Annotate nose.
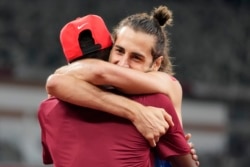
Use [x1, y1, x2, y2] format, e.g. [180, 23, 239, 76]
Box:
[117, 56, 129, 68]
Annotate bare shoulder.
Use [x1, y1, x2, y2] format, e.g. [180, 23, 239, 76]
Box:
[150, 71, 182, 95]
[165, 75, 183, 107]
[169, 75, 183, 95]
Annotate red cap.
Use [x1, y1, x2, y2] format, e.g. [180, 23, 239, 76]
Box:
[60, 15, 112, 62]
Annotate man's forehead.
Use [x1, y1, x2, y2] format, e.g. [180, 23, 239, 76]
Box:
[114, 29, 154, 57]
[114, 42, 150, 57]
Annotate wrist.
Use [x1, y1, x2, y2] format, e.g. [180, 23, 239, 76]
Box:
[125, 101, 144, 123]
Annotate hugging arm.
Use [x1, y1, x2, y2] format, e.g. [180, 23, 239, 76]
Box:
[169, 154, 198, 167]
[54, 59, 183, 123]
[47, 60, 199, 164]
[46, 73, 173, 147]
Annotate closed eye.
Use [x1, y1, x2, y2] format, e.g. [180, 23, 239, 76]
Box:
[131, 53, 144, 62]
[114, 46, 124, 55]
[116, 48, 123, 54]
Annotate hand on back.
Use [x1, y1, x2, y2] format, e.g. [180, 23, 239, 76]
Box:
[185, 133, 200, 166]
[132, 106, 174, 147]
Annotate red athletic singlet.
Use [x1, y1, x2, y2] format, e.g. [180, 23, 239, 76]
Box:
[38, 93, 190, 167]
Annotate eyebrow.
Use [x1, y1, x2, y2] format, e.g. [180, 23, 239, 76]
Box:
[114, 45, 124, 51]
[131, 52, 145, 60]
[115, 45, 146, 59]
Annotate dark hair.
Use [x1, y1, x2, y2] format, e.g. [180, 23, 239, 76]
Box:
[112, 5, 174, 75]
[70, 30, 111, 63]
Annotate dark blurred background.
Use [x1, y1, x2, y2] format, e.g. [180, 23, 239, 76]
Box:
[0, 0, 249, 166]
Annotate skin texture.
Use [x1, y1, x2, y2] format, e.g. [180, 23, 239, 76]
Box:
[46, 26, 199, 166]
[109, 26, 182, 123]
[47, 73, 173, 147]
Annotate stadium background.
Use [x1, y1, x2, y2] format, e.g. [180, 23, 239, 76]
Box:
[0, 0, 249, 166]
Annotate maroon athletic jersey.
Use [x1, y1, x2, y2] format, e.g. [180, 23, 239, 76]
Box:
[38, 93, 190, 167]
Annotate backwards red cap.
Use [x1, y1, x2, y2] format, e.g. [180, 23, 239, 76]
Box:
[60, 15, 113, 62]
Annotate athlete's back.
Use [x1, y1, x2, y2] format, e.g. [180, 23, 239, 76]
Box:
[38, 93, 189, 167]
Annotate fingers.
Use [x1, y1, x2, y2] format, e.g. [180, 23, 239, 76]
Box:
[188, 141, 194, 149]
[196, 161, 200, 166]
[191, 148, 199, 162]
[190, 148, 196, 154]
[192, 154, 198, 161]
[155, 136, 160, 143]
[149, 137, 158, 147]
[135, 107, 172, 148]
[148, 134, 161, 147]
[150, 140, 157, 147]
[185, 133, 192, 141]
[185, 133, 199, 166]
[164, 113, 174, 127]
[192, 154, 200, 166]
[189, 143, 199, 166]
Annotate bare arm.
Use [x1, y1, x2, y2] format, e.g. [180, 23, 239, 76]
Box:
[46, 73, 174, 147]
[55, 59, 183, 124]
[169, 154, 198, 167]
[54, 59, 200, 164]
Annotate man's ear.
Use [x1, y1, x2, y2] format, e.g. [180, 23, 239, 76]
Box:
[151, 56, 163, 71]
